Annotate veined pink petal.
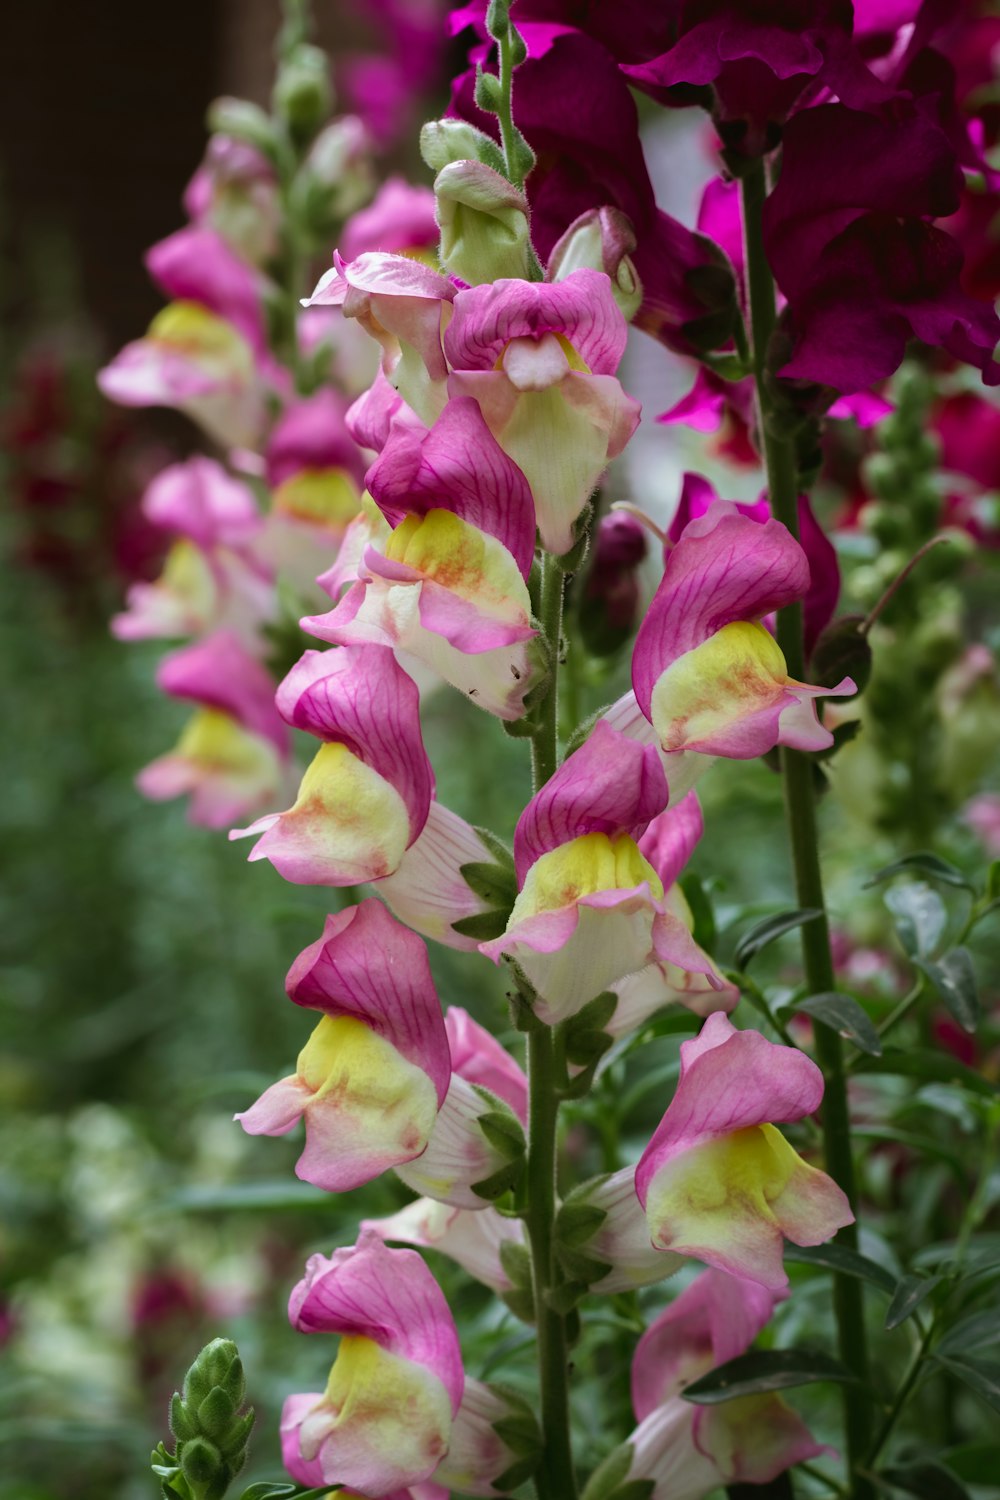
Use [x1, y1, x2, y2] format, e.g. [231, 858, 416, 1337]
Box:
[637, 794, 703, 890]
[366, 397, 537, 576]
[445, 1008, 527, 1123]
[632, 503, 810, 718]
[285, 900, 450, 1101]
[347, 367, 418, 454]
[289, 1231, 463, 1410]
[444, 269, 628, 375]
[514, 721, 669, 883]
[276, 645, 433, 843]
[156, 631, 288, 754]
[632, 1269, 779, 1421]
[140, 456, 261, 549]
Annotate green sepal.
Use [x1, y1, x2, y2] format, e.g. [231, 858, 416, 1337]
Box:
[554, 503, 594, 573]
[218, 1409, 254, 1461]
[170, 1393, 198, 1443]
[498, 1239, 533, 1289]
[494, 1456, 541, 1491]
[179, 1437, 224, 1488]
[491, 1390, 542, 1455]
[459, 859, 518, 908]
[502, 713, 541, 739]
[555, 1200, 607, 1249]
[476, 1107, 527, 1162]
[501, 1285, 536, 1323]
[472, 1159, 525, 1200]
[546, 1279, 592, 1314]
[452, 909, 511, 941]
[580, 1442, 635, 1500]
[555, 1246, 612, 1285]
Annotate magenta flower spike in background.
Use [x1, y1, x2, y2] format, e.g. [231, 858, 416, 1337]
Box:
[625, 1267, 831, 1498]
[237, 900, 450, 1192]
[481, 721, 718, 1022]
[231, 644, 433, 886]
[635, 1014, 854, 1290]
[145, 226, 271, 360]
[632, 501, 854, 768]
[282, 1232, 463, 1495]
[136, 630, 292, 829]
[112, 457, 272, 645]
[443, 269, 641, 555]
[339, 177, 440, 261]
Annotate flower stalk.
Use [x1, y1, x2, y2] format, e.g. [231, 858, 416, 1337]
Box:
[741, 157, 875, 1500]
[525, 549, 578, 1499]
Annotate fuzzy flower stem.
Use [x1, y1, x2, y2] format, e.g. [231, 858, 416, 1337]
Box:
[525, 550, 577, 1500]
[740, 157, 874, 1500]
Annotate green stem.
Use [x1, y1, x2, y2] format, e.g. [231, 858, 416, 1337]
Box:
[741, 159, 874, 1500]
[524, 552, 576, 1500]
[865, 1315, 936, 1469]
[496, 29, 524, 191]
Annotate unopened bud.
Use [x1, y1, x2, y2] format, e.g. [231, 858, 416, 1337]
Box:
[157, 1339, 254, 1500]
[274, 44, 332, 139]
[435, 160, 532, 284]
[420, 118, 507, 177]
[578, 511, 648, 657]
[474, 67, 504, 115]
[548, 208, 642, 322]
[810, 615, 871, 696]
[206, 96, 278, 157]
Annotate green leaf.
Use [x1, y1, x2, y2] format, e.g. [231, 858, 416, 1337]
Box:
[679, 872, 716, 954]
[851, 1048, 997, 1099]
[865, 852, 975, 892]
[793, 991, 882, 1055]
[884, 1273, 943, 1330]
[733, 908, 823, 969]
[933, 1352, 1000, 1413]
[784, 1242, 897, 1295]
[938, 1310, 1000, 1356]
[682, 1348, 858, 1403]
[240, 1487, 333, 1500]
[884, 882, 947, 958]
[916, 947, 980, 1033]
[877, 1460, 971, 1500]
[943, 1441, 1000, 1484]
[167, 1181, 331, 1213]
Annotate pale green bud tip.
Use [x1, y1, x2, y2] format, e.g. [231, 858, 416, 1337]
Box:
[420, 118, 507, 176]
[205, 97, 277, 155]
[434, 160, 532, 285]
[274, 44, 332, 135]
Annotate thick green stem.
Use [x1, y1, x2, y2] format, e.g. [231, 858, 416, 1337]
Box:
[524, 553, 577, 1500]
[741, 160, 874, 1499]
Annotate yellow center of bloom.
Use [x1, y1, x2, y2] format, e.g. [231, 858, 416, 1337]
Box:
[302, 1335, 451, 1476]
[273, 468, 362, 529]
[645, 1122, 805, 1255]
[286, 742, 411, 880]
[176, 708, 277, 778]
[158, 538, 217, 616]
[510, 832, 664, 923]
[297, 1015, 439, 1157]
[650, 619, 788, 752]
[148, 300, 250, 366]
[383, 508, 528, 615]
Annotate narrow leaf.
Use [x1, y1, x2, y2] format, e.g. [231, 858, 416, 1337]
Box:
[938, 1311, 1000, 1357]
[733, 909, 823, 969]
[794, 991, 882, 1055]
[884, 882, 947, 958]
[878, 1460, 971, 1500]
[916, 947, 980, 1033]
[784, 1243, 897, 1295]
[679, 872, 716, 954]
[865, 852, 975, 892]
[682, 1348, 857, 1404]
[934, 1353, 1000, 1414]
[884, 1274, 943, 1331]
[851, 1049, 997, 1099]
[943, 1441, 1000, 1484]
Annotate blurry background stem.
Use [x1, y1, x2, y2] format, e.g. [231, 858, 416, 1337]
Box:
[741, 157, 875, 1500]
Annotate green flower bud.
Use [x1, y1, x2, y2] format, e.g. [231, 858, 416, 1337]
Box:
[810, 615, 872, 697]
[435, 160, 532, 283]
[474, 67, 504, 115]
[420, 118, 507, 176]
[206, 96, 278, 157]
[273, 44, 332, 140]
